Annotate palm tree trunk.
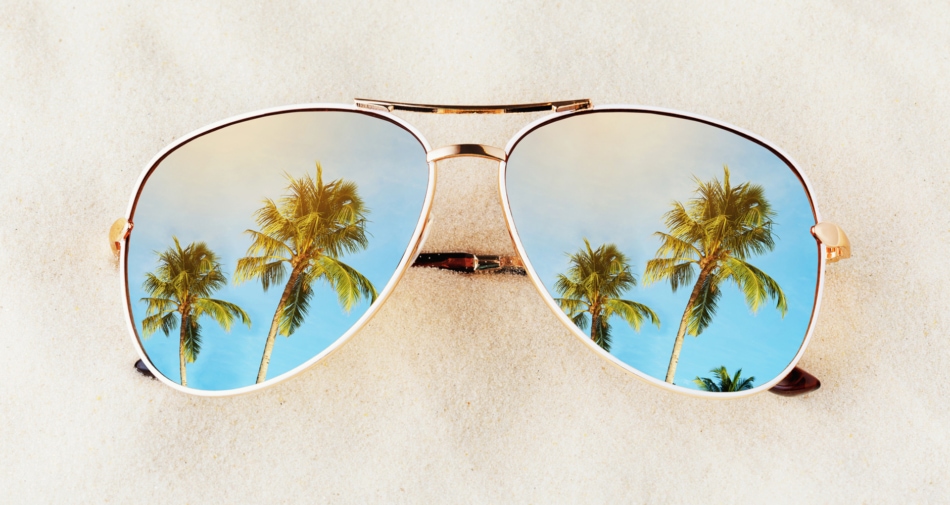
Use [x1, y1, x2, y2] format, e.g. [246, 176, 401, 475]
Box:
[665, 267, 712, 384]
[589, 307, 600, 344]
[256, 266, 304, 384]
[178, 316, 188, 387]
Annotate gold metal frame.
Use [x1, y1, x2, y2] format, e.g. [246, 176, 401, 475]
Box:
[355, 98, 591, 115]
[114, 99, 849, 398]
[426, 144, 506, 163]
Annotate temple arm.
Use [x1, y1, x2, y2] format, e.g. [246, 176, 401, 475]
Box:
[770, 367, 821, 396]
[412, 252, 525, 274]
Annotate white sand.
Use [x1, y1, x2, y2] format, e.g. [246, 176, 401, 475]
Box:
[2, 2, 948, 502]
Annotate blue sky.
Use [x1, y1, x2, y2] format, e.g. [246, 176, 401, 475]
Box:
[127, 111, 429, 390]
[506, 112, 819, 391]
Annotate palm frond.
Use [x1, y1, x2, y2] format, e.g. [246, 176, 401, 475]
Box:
[592, 316, 612, 351]
[726, 224, 776, 259]
[142, 273, 175, 301]
[316, 218, 371, 257]
[241, 164, 376, 331]
[693, 365, 755, 392]
[181, 314, 202, 363]
[141, 311, 178, 338]
[556, 239, 638, 300]
[692, 377, 721, 392]
[140, 297, 178, 317]
[553, 239, 658, 351]
[140, 237, 249, 365]
[663, 201, 707, 250]
[713, 366, 733, 389]
[278, 274, 313, 337]
[555, 297, 588, 317]
[311, 255, 378, 312]
[720, 258, 788, 316]
[570, 311, 590, 331]
[605, 299, 661, 332]
[732, 372, 756, 391]
[193, 298, 252, 332]
[647, 165, 786, 341]
[554, 274, 584, 302]
[240, 229, 293, 259]
[643, 257, 696, 290]
[687, 273, 721, 336]
[234, 256, 288, 290]
[252, 198, 297, 246]
[651, 231, 701, 262]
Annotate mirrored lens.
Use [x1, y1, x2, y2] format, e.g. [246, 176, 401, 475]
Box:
[505, 111, 819, 394]
[126, 110, 429, 391]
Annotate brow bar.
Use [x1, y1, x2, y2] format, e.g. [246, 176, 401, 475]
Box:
[354, 98, 592, 114]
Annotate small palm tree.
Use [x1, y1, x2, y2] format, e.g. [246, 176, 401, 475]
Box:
[140, 237, 251, 387]
[693, 366, 755, 392]
[554, 239, 660, 352]
[644, 166, 787, 384]
[235, 163, 378, 384]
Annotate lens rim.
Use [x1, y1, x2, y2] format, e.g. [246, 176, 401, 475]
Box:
[500, 105, 825, 398]
[119, 104, 436, 396]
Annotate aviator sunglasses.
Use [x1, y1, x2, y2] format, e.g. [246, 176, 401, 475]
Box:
[110, 98, 851, 398]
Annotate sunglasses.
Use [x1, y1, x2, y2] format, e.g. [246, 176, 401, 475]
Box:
[110, 98, 850, 398]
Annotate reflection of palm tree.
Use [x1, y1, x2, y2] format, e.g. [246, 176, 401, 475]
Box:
[554, 239, 659, 352]
[235, 164, 377, 384]
[693, 366, 755, 392]
[140, 238, 251, 387]
[644, 166, 787, 384]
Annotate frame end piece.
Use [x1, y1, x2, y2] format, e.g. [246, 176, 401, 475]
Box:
[769, 367, 821, 396]
[812, 222, 851, 263]
[109, 218, 130, 258]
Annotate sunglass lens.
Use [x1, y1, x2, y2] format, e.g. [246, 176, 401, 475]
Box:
[126, 110, 429, 392]
[506, 111, 819, 394]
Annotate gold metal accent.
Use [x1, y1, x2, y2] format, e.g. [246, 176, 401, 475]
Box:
[426, 144, 507, 163]
[812, 222, 851, 263]
[109, 218, 132, 258]
[355, 98, 592, 115]
[412, 252, 524, 273]
[493, 255, 524, 269]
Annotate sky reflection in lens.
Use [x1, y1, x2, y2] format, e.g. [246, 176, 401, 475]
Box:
[127, 111, 428, 391]
[506, 112, 818, 392]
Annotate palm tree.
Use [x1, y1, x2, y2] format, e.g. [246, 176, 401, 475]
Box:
[554, 239, 660, 352]
[235, 163, 378, 384]
[693, 366, 755, 392]
[644, 166, 787, 384]
[140, 237, 251, 387]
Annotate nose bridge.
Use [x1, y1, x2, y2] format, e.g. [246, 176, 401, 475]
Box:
[355, 98, 592, 165]
[426, 144, 506, 163]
